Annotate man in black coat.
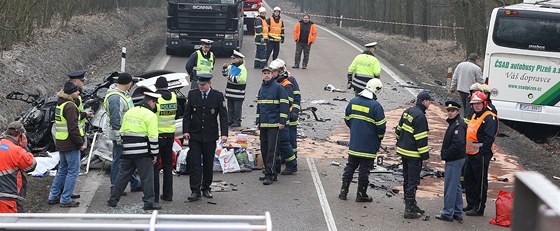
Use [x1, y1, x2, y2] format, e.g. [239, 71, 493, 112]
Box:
[183, 73, 228, 202]
[436, 101, 467, 223]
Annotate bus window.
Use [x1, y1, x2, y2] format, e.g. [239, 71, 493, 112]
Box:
[493, 11, 560, 52]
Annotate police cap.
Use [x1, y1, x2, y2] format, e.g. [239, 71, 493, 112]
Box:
[143, 91, 161, 101]
[67, 70, 86, 80]
[196, 73, 213, 84]
[445, 101, 461, 110]
[231, 50, 245, 59]
[201, 39, 214, 45]
[365, 42, 377, 48]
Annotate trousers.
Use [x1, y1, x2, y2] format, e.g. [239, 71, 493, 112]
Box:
[294, 42, 311, 66]
[227, 99, 244, 126]
[109, 156, 155, 205]
[289, 124, 298, 156]
[274, 128, 297, 173]
[442, 158, 465, 218]
[188, 140, 217, 193]
[154, 136, 174, 200]
[464, 153, 491, 213]
[402, 157, 422, 199]
[259, 128, 279, 176]
[266, 40, 280, 62]
[48, 149, 80, 204]
[254, 44, 267, 68]
[341, 155, 374, 185]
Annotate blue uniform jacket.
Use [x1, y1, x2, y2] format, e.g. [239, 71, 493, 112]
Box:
[344, 94, 386, 158]
[256, 79, 290, 127]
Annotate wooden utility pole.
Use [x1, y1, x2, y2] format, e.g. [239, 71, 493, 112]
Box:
[420, 0, 428, 42]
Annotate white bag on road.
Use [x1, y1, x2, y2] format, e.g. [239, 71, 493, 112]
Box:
[218, 148, 240, 173]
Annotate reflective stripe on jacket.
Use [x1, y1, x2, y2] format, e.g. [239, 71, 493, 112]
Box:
[395, 103, 429, 158]
[466, 110, 497, 155]
[55, 101, 84, 139]
[286, 73, 301, 126]
[267, 16, 284, 42]
[120, 104, 159, 157]
[157, 92, 177, 134]
[195, 50, 214, 75]
[256, 79, 289, 127]
[0, 137, 36, 202]
[344, 95, 386, 158]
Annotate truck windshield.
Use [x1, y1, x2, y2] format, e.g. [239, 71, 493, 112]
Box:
[493, 10, 560, 52]
[176, 0, 236, 3]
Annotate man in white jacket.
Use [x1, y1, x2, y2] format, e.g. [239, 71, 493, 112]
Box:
[450, 53, 484, 115]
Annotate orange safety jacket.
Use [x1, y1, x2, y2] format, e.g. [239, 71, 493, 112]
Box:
[0, 136, 36, 213]
[466, 110, 497, 155]
[267, 17, 284, 42]
[293, 21, 317, 45]
[280, 78, 294, 112]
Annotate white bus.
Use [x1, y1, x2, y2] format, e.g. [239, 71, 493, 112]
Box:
[484, 0, 560, 125]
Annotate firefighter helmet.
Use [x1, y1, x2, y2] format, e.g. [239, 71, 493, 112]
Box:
[258, 7, 267, 13]
[269, 59, 284, 71]
[365, 78, 383, 95]
[274, 6, 281, 12]
[469, 91, 487, 107]
[481, 84, 492, 93]
[469, 83, 482, 91]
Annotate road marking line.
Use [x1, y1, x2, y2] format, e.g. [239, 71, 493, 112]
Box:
[316, 24, 421, 97]
[67, 172, 103, 213]
[148, 47, 171, 70]
[307, 157, 338, 231]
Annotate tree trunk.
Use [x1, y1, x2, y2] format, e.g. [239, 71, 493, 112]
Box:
[406, 0, 414, 37]
[420, 0, 428, 42]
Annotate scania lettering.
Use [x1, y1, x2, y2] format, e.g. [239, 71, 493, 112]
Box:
[484, 0, 560, 125]
[166, 0, 243, 55]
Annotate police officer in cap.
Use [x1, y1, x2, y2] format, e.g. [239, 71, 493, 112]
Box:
[183, 73, 228, 202]
[222, 50, 248, 128]
[67, 70, 94, 136]
[436, 101, 467, 222]
[108, 91, 162, 210]
[153, 77, 178, 202]
[185, 39, 215, 90]
[347, 42, 381, 96]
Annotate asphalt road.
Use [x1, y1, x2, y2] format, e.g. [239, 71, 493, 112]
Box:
[46, 11, 506, 231]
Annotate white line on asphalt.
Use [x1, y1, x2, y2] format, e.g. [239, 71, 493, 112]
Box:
[67, 172, 104, 213]
[315, 24, 421, 97]
[147, 46, 171, 70]
[307, 157, 338, 231]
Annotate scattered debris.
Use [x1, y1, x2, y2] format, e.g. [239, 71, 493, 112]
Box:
[336, 140, 349, 146]
[421, 214, 430, 221]
[497, 133, 509, 138]
[210, 180, 238, 192]
[399, 84, 425, 89]
[240, 129, 257, 136]
[333, 97, 347, 101]
[308, 100, 336, 106]
[249, 104, 254, 107]
[324, 83, 346, 93]
[301, 107, 331, 122]
[434, 80, 445, 86]
[207, 201, 217, 205]
[331, 161, 341, 166]
[421, 82, 436, 87]
[496, 177, 509, 182]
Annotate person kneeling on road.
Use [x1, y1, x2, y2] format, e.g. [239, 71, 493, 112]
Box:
[108, 91, 162, 211]
[339, 79, 386, 202]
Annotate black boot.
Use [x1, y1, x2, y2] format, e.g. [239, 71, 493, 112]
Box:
[412, 199, 425, 214]
[338, 181, 350, 200]
[355, 184, 373, 202]
[404, 198, 421, 219]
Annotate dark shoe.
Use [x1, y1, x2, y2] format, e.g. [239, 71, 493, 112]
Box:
[280, 167, 297, 175]
[48, 199, 59, 205]
[160, 195, 173, 202]
[143, 203, 162, 210]
[453, 215, 463, 223]
[71, 194, 80, 199]
[107, 200, 117, 207]
[292, 65, 299, 69]
[187, 193, 201, 202]
[412, 199, 425, 214]
[404, 199, 421, 219]
[202, 190, 213, 199]
[302, 65, 307, 69]
[263, 176, 274, 185]
[60, 201, 80, 208]
[435, 215, 453, 222]
[465, 209, 484, 216]
[259, 175, 277, 181]
[355, 184, 373, 202]
[131, 187, 142, 192]
[462, 205, 473, 212]
[338, 181, 350, 200]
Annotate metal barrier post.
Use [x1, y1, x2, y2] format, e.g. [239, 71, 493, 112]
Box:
[512, 172, 560, 231]
[339, 15, 343, 28]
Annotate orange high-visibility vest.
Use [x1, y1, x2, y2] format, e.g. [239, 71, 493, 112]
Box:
[280, 79, 294, 112]
[466, 110, 496, 155]
[268, 18, 283, 41]
[293, 22, 318, 44]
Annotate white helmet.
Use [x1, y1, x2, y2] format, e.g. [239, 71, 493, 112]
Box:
[365, 78, 383, 95]
[269, 59, 284, 71]
[258, 7, 267, 13]
[273, 6, 281, 12]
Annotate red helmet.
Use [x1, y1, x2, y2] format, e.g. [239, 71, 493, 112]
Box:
[469, 91, 487, 107]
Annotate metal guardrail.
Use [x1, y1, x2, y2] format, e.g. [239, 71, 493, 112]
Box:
[512, 172, 560, 231]
[0, 211, 272, 231]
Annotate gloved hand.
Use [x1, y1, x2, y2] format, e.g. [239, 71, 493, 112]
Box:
[347, 75, 353, 89]
[281, 38, 285, 43]
[420, 153, 430, 161]
[290, 112, 299, 122]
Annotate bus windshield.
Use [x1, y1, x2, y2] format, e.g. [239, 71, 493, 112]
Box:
[493, 10, 560, 52]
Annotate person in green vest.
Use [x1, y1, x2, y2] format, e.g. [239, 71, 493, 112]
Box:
[108, 91, 162, 210]
[67, 70, 94, 131]
[153, 77, 177, 202]
[347, 42, 382, 96]
[185, 39, 215, 90]
[222, 50, 248, 128]
[48, 81, 84, 208]
[103, 73, 142, 195]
